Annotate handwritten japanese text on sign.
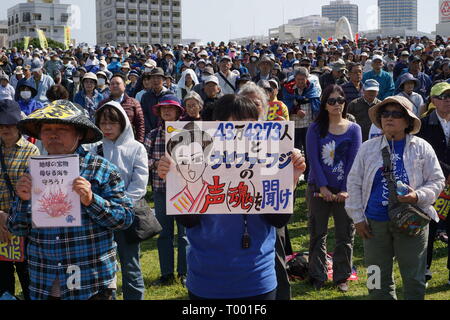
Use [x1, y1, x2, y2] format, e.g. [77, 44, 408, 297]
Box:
[165, 121, 295, 215]
[0, 236, 24, 262]
[30, 155, 81, 228]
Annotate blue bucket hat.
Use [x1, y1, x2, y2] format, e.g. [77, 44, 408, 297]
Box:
[0, 100, 22, 125]
[397, 73, 420, 91]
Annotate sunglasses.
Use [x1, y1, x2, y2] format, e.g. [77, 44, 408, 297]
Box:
[380, 111, 405, 119]
[434, 94, 450, 100]
[327, 97, 346, 105]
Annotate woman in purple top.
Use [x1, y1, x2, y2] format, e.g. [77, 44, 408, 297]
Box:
[306, 85, 362, 292]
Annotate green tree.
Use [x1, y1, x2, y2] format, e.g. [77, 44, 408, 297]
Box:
[14, 38, 65, 50]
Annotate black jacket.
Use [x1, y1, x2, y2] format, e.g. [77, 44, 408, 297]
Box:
[417, 110, 450, 178]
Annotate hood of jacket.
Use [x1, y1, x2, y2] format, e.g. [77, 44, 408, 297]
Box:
[96, 100, 134, 147]
[92, 100, 148, 201]
[177, 68, 199, 89]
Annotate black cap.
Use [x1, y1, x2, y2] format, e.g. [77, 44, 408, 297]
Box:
[0, 100, 22, 125]
[237, 73, 252, 83]
[409, 55, 422, 63]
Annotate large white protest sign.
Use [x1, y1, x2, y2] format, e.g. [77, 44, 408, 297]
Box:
[165, 121, 295, 215]
[29, 155, 81, 228]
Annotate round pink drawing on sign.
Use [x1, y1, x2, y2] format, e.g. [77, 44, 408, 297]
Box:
[38, 189, 73, 218]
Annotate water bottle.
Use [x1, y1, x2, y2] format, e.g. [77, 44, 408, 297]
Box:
[396, 181, 409, 196]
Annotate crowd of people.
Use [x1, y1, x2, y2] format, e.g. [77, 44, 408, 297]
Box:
[0, 33, 449, 300]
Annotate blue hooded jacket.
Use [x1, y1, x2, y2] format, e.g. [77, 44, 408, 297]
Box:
[282, 79, 321, 117]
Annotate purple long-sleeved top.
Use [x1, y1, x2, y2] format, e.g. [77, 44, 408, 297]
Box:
[306, 121, 362, 192]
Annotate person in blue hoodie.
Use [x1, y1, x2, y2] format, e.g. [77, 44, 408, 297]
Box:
[16, 83, 44, 115]
[91, 101, 149, 300]
[108, 54, 122, 75]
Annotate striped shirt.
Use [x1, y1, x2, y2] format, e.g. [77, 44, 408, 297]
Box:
[0, 137, 40, 213]
[144, 126, 166, 193]
[7, 147, 134, 300]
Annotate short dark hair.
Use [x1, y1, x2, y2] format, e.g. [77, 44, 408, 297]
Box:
[212, 94, 259, 121]
[95, 105, 126, 133]
[348, 62, 362, 73]
[111, 73, 126, 84]
[46, 85, 69, 102]
[166, 122, 213, 162]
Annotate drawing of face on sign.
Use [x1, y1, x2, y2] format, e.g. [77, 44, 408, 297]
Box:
[167, 122, 214, 214]
[167, 122, 213, 183]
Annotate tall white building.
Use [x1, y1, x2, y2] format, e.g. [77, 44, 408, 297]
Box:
[378, 0, 417, 31]
[0, 21, 8, 49]
[96, 0, 182, 47]
[7, 0, 72, 47]
[322, 0, 358, 32]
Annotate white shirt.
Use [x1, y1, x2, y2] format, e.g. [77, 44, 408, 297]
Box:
[345, 135, 445, 224]
[436, 111, 450, 144]
[215, 71, 239, 95]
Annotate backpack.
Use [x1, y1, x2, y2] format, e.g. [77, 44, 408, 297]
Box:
[286, 252, 309, 280]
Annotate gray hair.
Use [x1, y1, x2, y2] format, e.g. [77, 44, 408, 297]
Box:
[237, 82, 269, 120]
[294, 67, 309, 79]
[183, 91, 204, 109]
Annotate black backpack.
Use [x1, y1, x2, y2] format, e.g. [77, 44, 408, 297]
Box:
[286, 252, 309, 280]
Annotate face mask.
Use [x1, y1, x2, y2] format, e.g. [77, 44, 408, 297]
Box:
[145, 67, 153, 73]
[428, 61, 434, 67]
[251, 57, 258, 63]
[98, 79, 106, 86]
[64, 63, 71, 67]
[112, 58, 118, 63]
[73, 77, 80, 83]
[21, 91, 32, 100]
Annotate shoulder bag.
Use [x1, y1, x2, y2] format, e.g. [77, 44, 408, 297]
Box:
[96, 144, 162, 243]
[381, 147, 430, 237]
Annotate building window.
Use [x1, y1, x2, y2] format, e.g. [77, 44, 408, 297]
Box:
[32, 14, 42, 21]
[61, 13, 69, 23]
[23, 12, 31, 23]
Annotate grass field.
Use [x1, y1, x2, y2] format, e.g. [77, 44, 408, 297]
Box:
[14, 185, 450, 300]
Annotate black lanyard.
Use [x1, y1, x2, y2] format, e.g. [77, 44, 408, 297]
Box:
[242, 215, 251, 249]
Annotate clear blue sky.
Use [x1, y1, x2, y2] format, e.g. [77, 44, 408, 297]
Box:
[0, 0, 440, 45]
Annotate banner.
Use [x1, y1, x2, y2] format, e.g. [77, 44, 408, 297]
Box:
[36, 29, 48, 49]
[440, 0, 450, 23]
[0, 236, 25, 262]
[24, 36, 30, 51]
[29, 154, 82, 228]
[434, 185, 450, 220]
[64, 26, 71, 51]
[165, 121, 295, 215]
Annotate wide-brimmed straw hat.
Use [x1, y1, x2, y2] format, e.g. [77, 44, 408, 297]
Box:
[368, 96, 421, 135]
[18, 100, 103, 144]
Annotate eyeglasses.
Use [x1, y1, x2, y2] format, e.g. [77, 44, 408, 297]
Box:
[326, 97, 346, 105]
[380, 111, 405, 119]
[434, 94, 450, 100]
